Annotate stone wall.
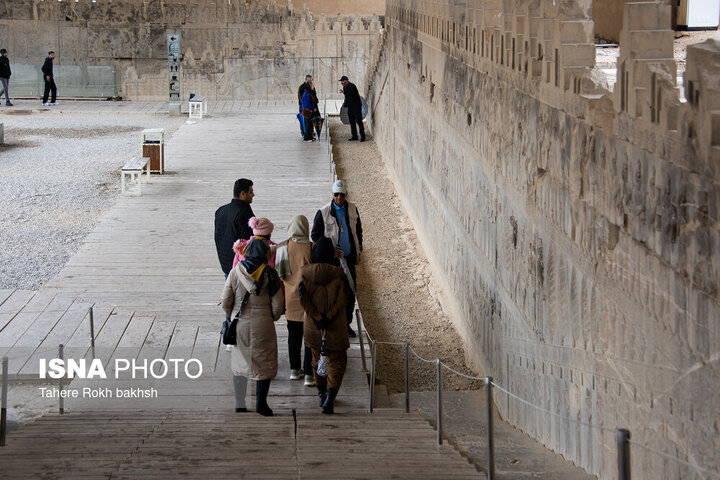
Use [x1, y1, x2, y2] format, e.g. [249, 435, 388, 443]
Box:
[593, 0, 677, 42]
[0, 0, 382, 101]
[366, 0, 719, 478]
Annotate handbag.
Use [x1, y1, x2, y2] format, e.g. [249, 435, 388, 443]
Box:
[221, 291, 251, 345]
[302, 107, 313, 119]
[316, 335, 329, 377]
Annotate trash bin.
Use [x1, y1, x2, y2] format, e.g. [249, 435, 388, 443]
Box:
[142, 128, 165, 174]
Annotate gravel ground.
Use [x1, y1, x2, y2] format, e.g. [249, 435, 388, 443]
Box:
[0, 109, 185, 290]
[329, 119, 483, 394]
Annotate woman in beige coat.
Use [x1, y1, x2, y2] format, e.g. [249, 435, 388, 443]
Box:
[222, 237, 284, 416]
[276, 215, 314, 384]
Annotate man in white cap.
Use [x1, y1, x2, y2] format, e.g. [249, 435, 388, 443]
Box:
[311, 179, 363, 337]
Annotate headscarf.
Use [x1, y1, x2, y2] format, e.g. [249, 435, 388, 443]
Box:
[287, 215, 310, 243]
[311, 237, 336, 265]
[240, 238, 281, 296]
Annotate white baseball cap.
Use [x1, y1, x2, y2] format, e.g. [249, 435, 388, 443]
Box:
[332, 179, 347, 195]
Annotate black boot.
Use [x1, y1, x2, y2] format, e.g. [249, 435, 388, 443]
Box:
[321, 388, 338, 414]
[256, 379, 273, 417]
[317, 385, 327, 407]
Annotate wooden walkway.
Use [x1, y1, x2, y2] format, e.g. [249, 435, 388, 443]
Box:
[0, 104, 332, 379]
[0, 410, 479, 479]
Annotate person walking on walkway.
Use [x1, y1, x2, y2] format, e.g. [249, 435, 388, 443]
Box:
[311, 179, 362, 337]
[214, 178, 255, 277]
[222, 238, 284, 416]
[339, 75, 365, 142]
[0, 49, 13, 106]
[276, 215, 314, 385]
[299, 238, 349, 414]
[41, 51, 58, 106]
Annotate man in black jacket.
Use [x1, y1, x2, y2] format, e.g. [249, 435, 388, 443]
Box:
[0, 49, 12, 106]
[41, 51, 57, 106]
[339, 75, 365, 142]
[214, 178, 255, 276]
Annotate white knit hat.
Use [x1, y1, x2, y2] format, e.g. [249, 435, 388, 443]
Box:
[332, 179, 347, 195]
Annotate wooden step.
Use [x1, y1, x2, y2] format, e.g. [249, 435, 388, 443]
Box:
[0, 409, 479, 479]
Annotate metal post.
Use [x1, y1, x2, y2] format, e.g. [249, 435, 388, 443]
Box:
[58, 344, 64, 415]
[88, 306, 96, 359]
[369, 340, 377, 413]
[617, 428, 631, 480]
[436, 359, 443, 445]
[355, 309, 367, 371]
[404, 343, 410, 413]
[486, 377, 495, 480]
[1, 357, 8, 446]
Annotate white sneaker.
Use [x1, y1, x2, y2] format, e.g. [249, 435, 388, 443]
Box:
[289, 369, 303, 380]
[50, 102, 59, 106]
[304, 375, 315, 386]
[225, 344, 233, 351]
[42, 102, 50, 106]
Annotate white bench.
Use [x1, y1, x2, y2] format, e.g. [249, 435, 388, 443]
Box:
[188, 95, 207, 119]
[121, 157, 151, 196]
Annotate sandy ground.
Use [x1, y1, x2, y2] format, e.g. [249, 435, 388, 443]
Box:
[329, 119, 483, 394]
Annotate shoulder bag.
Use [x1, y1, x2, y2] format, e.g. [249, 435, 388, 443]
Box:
[221, 291, 251, 345]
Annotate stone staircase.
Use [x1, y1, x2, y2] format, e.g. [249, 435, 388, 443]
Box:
[0, 408, 480, 479]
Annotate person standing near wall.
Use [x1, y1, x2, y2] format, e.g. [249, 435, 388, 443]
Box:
[41, 51, 57, 106]
[339, 75, 365, 142]
[311, 179, 363, 337]
[297, 74, 316, 115]
[301, 83, 319, 142]
[0, 49, 13, 107]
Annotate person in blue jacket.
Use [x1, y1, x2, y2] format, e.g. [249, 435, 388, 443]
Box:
[301, 81, 318, 142]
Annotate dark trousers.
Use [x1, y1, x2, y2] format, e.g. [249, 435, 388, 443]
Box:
[303, 117, 313, 140]
[287, 320, 312, 374]
[43, 78, 57, 103]
[0, 77, 9, 104]
[348, 107, 365, 139]
[311, 348, 347, 390]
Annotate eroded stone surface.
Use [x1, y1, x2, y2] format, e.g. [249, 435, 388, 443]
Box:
[367, 1, 719, 478]
[0, 1, 383, 101]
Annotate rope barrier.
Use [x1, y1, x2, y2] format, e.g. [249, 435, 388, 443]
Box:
[440, 362, 486, 382]
[490, 381, 616, 433]
[358, 312, 720, 479]
[627, 439, 720, 478]
[407, 345, 436, 364]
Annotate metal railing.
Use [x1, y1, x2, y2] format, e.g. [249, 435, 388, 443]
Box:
[352, 307, 720, 480]
[0, 306, 99, 443]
